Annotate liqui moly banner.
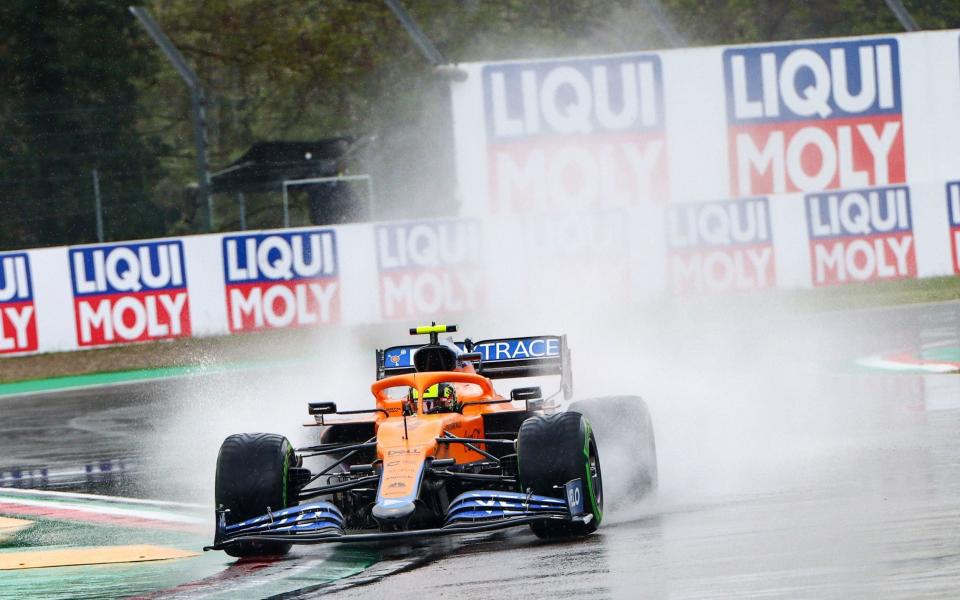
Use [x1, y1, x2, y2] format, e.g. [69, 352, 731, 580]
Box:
[483, 54, 667, 213]
[376, 220, 483, 320]
[666, 198, 775, 292]
[222, 230, 340, 332]
[69, 241, 190, 346]
[947, 181, 960, 274]
[806, 185, 915, 286]
[6, 30, 960, 358]
[724, 39, 904, 197]
[0, 253, 37, 354]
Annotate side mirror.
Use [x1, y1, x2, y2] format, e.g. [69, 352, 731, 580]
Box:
[308, 402, 338, 416]
[510, 386, 542, 401]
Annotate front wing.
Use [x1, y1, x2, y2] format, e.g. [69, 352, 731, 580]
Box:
[204, 480, 588, 551]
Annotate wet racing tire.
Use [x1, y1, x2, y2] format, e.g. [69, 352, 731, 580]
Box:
[517, 411, 603, 539]
[214, 433, 297, 558]
[569, 396, 657, 505]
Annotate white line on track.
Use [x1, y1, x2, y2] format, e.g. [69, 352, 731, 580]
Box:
[0, 358, 314, 401]
[0, 495, 206, 524]
[855, 355, 960, 374]
[0, 374, 199, 401]
[0, 485, 206, 509]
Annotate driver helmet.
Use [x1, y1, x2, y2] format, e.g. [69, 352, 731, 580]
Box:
[407, 383, 459, 414]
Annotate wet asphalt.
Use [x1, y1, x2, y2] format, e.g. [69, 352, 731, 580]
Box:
[1, 301, 959, 599]
[310, 302, 960, 600]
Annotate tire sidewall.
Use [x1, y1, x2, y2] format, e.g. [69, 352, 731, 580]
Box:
[581, 418, 603, 525]
[518, 411, 602, 536]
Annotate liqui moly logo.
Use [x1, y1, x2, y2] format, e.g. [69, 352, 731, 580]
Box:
[0, 253, 37, 353]
[724, 39, 904, 196]
[518, 209, 629, 263]
[376, 220, 482, 320]
[946, 182, 960, 274]
[806, 185, 915, 286]
[223, 230, 339, 332]
[70, 241, 190, 346]
[667, 198, 775, 292]
[483, 54, 668, 213]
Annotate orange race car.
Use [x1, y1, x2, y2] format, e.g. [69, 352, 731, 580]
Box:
[206, 324, 657, 557]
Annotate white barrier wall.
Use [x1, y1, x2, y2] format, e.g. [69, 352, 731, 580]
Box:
[3, 30, 960, 357]
[450, 29, 960, 293]
[0, 220, 496, 355]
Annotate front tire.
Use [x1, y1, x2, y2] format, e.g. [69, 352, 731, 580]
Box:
[517, 411, 602, 538]
[214, 433, 297, 558]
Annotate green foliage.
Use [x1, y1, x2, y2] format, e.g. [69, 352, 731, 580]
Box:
[2, 0, 960, 246]
[0, 0, 166, 249]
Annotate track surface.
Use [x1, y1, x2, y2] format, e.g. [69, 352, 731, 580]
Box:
[1, 301, 959, 598]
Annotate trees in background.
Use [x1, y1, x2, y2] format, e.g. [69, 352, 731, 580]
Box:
[0, 0, 957, 248]
[0, 0, 166, 249]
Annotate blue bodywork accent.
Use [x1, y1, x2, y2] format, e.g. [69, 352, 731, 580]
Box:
[211, 482, 588, 549]
[443, 484, 581, 527]
[564, 478, 586, 515]
[222, 501, 345, 537]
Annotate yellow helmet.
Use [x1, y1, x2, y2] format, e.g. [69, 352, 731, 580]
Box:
[407, 383, 458, 414]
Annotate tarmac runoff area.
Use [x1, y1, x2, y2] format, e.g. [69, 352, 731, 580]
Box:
[0, 300, 957, 598]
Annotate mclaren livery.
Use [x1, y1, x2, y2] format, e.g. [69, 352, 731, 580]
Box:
[206, 324, 657, 556]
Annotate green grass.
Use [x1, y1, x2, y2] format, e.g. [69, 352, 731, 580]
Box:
[764, 275, 960, 312]
[656, 275, 960, 319]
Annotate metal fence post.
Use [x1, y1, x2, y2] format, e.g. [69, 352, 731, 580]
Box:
[366, 176, 375, 220]
[383, 0, 446, 65]
[638, 0, 686, 47]
[237, 192, 246, 230]
[129, 6, 213, 231]
[91, 169, 104, 243]
[883, 0, 920, 31]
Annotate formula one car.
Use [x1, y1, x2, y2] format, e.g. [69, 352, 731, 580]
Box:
[206, 324, 656, 557]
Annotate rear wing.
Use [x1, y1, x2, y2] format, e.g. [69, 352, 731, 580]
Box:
[376, 335, 573, 400]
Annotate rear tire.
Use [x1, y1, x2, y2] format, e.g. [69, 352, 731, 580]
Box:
[517, 411, 602, 538]
[214, 433, 297, 558]
[569, 396, 657, 505]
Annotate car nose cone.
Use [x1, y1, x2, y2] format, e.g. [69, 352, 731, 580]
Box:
[372, 498, 417, 522]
